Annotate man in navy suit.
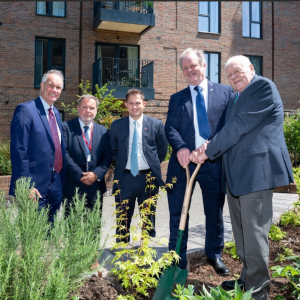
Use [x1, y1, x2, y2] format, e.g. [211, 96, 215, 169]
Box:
[110, 89, 168, 243]
[62, 94, 113, 215]
[165, 48, 233, 274]
[190, 55, 294, 300]
[10, 69, 66, 223]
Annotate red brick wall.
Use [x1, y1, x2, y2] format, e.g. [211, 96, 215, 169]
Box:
[0, 1, 299, 140]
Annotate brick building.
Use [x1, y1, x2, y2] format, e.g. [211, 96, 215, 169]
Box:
[0, 1, 299, 139]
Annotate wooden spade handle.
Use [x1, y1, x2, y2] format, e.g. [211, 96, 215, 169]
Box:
[179, 164, 201, 230]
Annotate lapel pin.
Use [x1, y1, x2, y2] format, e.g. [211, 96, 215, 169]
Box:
[210, 89, 213, 92]
[144, 127, 148, 131]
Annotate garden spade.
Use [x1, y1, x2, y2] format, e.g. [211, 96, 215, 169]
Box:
[152, 163, 201, 300]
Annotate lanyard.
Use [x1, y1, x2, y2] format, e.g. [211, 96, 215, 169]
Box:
[82, 123, 93, 153]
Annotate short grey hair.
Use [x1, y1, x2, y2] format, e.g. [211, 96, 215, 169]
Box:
[179, 48, 206, 69]
[41, 69, 64, 88]
[77, 94, 99, 107]
[224, 55, 253, 70]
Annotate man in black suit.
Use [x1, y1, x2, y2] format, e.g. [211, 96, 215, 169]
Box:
[165, 48, 233, 274]
[62, 94, 113, 215]
[109, 89, 168, 243]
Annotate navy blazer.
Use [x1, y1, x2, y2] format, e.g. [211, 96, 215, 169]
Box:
[62, 118, 113, 198]
[206, 75, 294, 196]
[165, 81, 233, 182]
[109, 114, 168, 189]
[9, 97, 66, 196]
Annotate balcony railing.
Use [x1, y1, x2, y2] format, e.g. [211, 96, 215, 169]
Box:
[93, 57, 154, 99]
[94, 2, 154, 16]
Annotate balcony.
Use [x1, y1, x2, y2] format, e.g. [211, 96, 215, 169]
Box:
[93, 57, 154, 100]
[93, 1, 155, 34]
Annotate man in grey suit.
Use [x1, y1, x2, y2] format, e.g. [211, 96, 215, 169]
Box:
[190, 55, 294, 300]
[110, 88, 168, 243]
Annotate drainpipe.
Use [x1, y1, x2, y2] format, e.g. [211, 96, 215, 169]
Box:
[78, 1, 83, 96]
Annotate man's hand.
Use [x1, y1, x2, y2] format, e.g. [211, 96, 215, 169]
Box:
[177, 148, 190, 169]
[80, 172, 98, 185]
[29, 188, 41, 201]
[190, 150, 208, 165]
[198, 141, 209, 153]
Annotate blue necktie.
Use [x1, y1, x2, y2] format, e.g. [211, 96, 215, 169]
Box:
[194, 86, 211, 140]
[83, 126, 91, 171]
[131, 121, 139, 177]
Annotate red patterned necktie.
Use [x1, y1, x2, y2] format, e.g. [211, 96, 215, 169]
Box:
[48, 108, 63, 173]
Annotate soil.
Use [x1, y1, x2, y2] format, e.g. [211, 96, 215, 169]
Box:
[76, 224, 300, 300]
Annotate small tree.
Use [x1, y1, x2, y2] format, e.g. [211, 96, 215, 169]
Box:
[62, 80, 127, 129]
[283, 109, 300, 167]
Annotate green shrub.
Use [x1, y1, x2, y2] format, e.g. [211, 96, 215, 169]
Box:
[224, 241, 239, 260]
[280, 210, 300, 226]
[268, 224, 286, 241]
[110, 174, 178, 299]
[283, 109, 300, 167]
[0, 138, 11, 175]
[0, 177, 105, 300]
[292, 168, 300, 196]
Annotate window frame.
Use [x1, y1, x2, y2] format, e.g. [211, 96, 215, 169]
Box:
[204, 51, 220, 83]
[198, 1, 221, 34]
[36, 2, 66, 18]
[34, 37, 66, 89]
[242, 1, 262, 39]
[245, 55, 263, 76]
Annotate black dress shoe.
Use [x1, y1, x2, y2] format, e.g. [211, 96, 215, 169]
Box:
[221, 279, 245, 291]
[207, 258, 230, 276]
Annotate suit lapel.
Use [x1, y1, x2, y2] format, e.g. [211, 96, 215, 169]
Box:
[184, 87, 194, 124]
[123, 117, 130, 159]
[91, 121, 99, 160]
[142, 115, 149, 152]
[75, 119, 87, 157]
[206, 81, 215, 126]
[35, 97, 54, 147]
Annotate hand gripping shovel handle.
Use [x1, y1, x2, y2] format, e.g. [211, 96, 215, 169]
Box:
[175, 163, 201, 255]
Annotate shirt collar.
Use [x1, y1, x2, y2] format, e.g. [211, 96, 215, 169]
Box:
[189, 78, 208, 93]
[39, 95, 53, 112]
[129, 114, 143, 126]
[78, 118, 93, 130]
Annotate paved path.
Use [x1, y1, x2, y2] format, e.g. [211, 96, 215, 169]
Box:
[98, 185, 299, 276]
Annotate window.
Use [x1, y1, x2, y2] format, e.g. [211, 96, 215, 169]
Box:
[198, 2, 220, 34]
[204, 52, 220, 83]
[96, 43, 139, 86]
[36, 2, 66, 17]
[245, 55, 262, 75]
[34, 38, 65, 88]
[242, 2, 262, 38]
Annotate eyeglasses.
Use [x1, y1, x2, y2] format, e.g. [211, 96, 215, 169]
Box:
[226, 69, 244, 79]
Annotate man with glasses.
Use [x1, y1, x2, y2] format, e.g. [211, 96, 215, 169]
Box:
[190, 55, 294, 300]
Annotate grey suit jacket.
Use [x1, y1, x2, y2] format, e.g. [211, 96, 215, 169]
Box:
[109, 114, 168, 190]
[206, 75, 294, 196]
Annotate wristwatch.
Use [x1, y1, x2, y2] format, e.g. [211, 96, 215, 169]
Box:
[93, 172, 100, 182]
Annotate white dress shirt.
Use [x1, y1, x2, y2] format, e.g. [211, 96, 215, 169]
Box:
[189, 78, 209, 149]
[125, 115, 150, 171]
[78, 118, 92, 140]
[40, 96, 61, 144]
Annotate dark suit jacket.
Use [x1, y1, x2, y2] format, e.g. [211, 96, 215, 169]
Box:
[109, 114, 168, 190]
[9, 97, 66, 196]
[206, 75, 294, 196]
[165, 81, 233, 182]
[62, 118, 113, 199]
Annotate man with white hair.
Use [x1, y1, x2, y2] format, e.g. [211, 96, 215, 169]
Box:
[190, 55, 294, 299]
[10, 69, 66, 223]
